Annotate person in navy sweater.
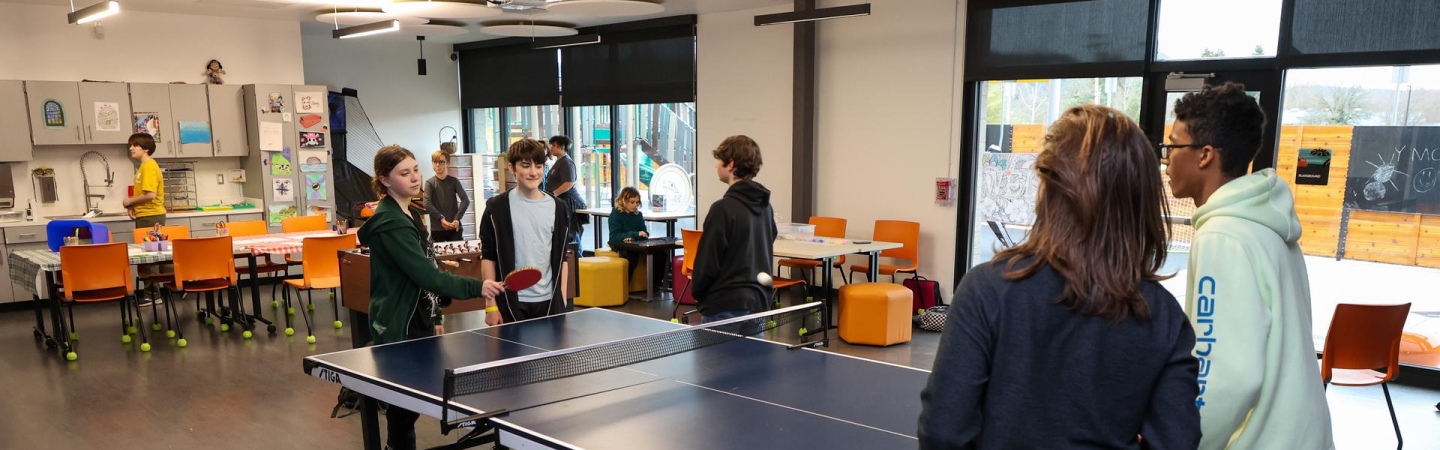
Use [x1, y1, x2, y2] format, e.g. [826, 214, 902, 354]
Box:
[919, 105, 1201, 449]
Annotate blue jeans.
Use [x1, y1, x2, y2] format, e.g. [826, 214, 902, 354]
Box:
[702, 309, 763, 336]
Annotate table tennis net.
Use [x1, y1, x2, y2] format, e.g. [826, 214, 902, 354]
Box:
[445, 302, 822, 399]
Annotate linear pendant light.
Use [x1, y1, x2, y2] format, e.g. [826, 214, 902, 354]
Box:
[68, 1, 120, 25]
[333, 19, 400, 39]
[531, 34, 601, 50]
[754, 3, 870, 26]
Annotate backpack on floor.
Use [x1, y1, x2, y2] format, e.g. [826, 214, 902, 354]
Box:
[916, 305, 948, 332]
[902, 275, 944, 313]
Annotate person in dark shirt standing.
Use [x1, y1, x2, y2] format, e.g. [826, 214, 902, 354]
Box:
[545, 135, 587, 247]
[919, 105, 1200, 450]
[691, 135, 777, 323]
[424, 144, 470, 243]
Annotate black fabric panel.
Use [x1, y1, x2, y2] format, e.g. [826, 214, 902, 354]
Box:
[966, 0, 1148, 78]
[1290, 0, 1440, 55]
[562, 24, 696, 106]
[459, 44, 560, 108]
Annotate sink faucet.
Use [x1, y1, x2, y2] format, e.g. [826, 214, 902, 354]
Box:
[81, 151, 114, 216]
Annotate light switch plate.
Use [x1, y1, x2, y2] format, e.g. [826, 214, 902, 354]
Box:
[217, 174, 225, 184]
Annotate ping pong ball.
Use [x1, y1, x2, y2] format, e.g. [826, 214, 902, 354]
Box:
[757, 272, 773, 287]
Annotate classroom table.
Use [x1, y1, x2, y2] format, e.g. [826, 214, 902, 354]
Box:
[577, 207, 695, 251]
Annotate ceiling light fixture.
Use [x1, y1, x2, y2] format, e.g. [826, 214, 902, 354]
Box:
[67, 0, 120, 25]
[754, 3, 870, 26]
[531, 33, 600, 50]
[334, 19, 400, 39]
[417, 36, 427, 76]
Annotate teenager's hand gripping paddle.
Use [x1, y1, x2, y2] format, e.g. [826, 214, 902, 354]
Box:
[503, 267, 544, 292]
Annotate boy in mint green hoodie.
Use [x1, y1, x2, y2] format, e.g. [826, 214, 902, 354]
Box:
[1164, 83, 1334, 450]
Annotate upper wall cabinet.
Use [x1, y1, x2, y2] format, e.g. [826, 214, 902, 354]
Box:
[129, 83, 177, 157]
[0, 81, 32, 162]
[77, 82, 133, 145]
[25, 81, 84, 146]
[208, 84, 248, 157]
[170, 84, 214, 158]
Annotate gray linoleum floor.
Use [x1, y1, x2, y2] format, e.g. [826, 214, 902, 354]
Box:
[0, 285, 1436, 449]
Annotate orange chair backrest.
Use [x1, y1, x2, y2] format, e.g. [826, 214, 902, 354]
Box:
[810, 216, 847, 239]
[1321, 303, 1411, 382]
[681, 228, 702, 275]
[282, 214, 327, 233]
[301, 234, 357, 286]
[226, 220, 270, 237]
[171, 235, 238, 289]
[60, 243, 133, 300]
[873, 220, 920, 263]
[133, 225, 191, 244]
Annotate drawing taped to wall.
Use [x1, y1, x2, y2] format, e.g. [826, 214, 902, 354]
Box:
[299, 131, 325, 148]
[976, 152, 1039, 225]
[94, 102, 121, 132]
[306, 173, 327, 201]
[133, 112, 160, 141]
[43, 100, 65, 129]
[1343, 126, 1440, 215]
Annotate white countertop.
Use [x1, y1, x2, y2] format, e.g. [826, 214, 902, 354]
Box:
[0, 208, 260, 228]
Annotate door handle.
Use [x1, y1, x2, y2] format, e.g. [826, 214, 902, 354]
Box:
[86, 125, 92, 140]
[74, 127, 80, 141]
[216, 140, 221, 154]
[18, 233, 35, 238]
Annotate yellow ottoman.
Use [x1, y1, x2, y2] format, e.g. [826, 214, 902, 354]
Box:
[838, 283, 912, 346]
[596, 248, 648, 293]
[575, 256, 627, 307]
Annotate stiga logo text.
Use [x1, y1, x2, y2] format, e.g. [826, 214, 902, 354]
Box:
[315, 367, 341, 384]
[1195, 276, 1218, 409]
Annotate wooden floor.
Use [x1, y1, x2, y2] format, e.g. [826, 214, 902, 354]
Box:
[0, 286, 1435, 450]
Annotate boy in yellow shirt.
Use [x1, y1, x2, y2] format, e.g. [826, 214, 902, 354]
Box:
[124, 133, 166, 227]
[124, 133, 166, 306]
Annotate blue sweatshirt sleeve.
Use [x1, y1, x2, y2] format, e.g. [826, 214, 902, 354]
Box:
[918, 270, 992, 449]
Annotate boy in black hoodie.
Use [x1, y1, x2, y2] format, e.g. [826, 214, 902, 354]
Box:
[691, 135, 778, 323]
[478, 139, 573, 325]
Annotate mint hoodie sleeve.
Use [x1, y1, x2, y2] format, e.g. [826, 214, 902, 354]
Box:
[1188, 232, 1272, 450]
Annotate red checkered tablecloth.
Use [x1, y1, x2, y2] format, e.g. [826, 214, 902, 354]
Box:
[232, 230, 353, 255]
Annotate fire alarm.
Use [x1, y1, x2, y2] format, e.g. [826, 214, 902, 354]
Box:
[935, 177, 957, 207]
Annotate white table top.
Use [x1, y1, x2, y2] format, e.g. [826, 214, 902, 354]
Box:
[577, 207, 696, 221]
[772, 239, 903, 260]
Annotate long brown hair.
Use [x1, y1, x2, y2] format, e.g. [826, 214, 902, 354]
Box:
[995, 105, 1170, 322]
[372, 145, 415, 199]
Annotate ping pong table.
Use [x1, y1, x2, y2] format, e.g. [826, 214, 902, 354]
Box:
[303, 306, 929, 450]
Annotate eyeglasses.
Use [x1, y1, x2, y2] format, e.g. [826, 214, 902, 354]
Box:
[1157, 143, 1208, 159]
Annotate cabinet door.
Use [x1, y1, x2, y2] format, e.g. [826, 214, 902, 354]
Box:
[208, 85, 248, 157]
[128, 83, 176, 158]
[24, 81, 83, 146]
[190, 216, 225, 237]
[0, 243, 12, 303]
[78, 82, 133, 145]
[170, 84, 214, 158]
[9, 242, 50, 303]
[0, 81, 33, 162]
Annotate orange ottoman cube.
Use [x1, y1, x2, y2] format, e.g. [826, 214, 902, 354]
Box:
[838, 283, 912, 346]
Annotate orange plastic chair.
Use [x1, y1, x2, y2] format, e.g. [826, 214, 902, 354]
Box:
[133, 225, 191, 301]
[848, 220, 921, 283]
[282, 234, 356, 341]
[59, 243, 146, 358]
[281, 214, 329, 266]
[166, 235, 241, 343]
[1321, 303, 1412, 449]
[672, 229, 703, 322]
[227, 220, 290, 303]
[777, 216, 849, 285]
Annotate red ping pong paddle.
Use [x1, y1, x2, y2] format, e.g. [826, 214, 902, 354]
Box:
[503, 267, 544, 291]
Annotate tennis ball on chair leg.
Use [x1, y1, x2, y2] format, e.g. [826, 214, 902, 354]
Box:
[243, 330, 253, 339]
[152, 323, 162, 331]
[127, 326, 137, 334]
[140, 343, 151, 352]
[334, 320, 343, 329]
[285, 327, 295, 336]
[122, 334, 132, 344]
[306, 335, 316, 344]
[166, 330, 176, 339]
[272, 300, 279, 308]
[220, 323, 230, 332]
[66, 352, 78, 361]
[177, 338, 188, 348]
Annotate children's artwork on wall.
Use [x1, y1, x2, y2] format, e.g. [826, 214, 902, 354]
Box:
[267, 92, 285, 113]
[299, 114, 323, 129]
[295, 92, 324, 114]
[268, 205, 297, 225]
[270, 148, 293, 176]
[299, 150, 328, 173]
[273, 178, 294, 202]
[203, 59, 225, 85]
[133, 112, 160, 140]
[43, 100, 65, 129]
[94, 102, 121, 131]
[259, 122, 282, 151]
[227, 169, 246, 183]
[178, 121, 211, 144]
[299, 131, 326, 148]
[306, 173, 327, 201]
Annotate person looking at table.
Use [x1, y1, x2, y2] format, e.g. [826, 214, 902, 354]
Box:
[691, 135, 777, 323]
[545, 135, 586, 247]
[608, 186, 661, 291]
[424, 143, 469, 243]
[357, 144, 484, 450]
[919, 105, 1200, 449]
[479, 139, 574, 326]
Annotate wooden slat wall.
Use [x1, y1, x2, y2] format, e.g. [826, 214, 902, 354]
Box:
[1416, 215, 1440, 268]
[1011, 124, 1044, 153]
[1274, 125, 1351, 257]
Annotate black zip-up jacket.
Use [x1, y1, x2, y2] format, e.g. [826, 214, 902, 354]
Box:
[478, 189, 573, 323]
[691, 179, 778, 316]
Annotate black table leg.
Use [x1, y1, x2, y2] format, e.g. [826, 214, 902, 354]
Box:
[666, 220, 676, 238]
[821, 256, 833, 345]
[643, 253, 655, 302]
[47, 272, 70, 358]
[592, 215, 603, 250]
[867, 251, 881, 283]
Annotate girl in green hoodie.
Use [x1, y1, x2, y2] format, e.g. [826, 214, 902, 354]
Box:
[357, 145, 483, 450]
[608, 187, 651, 285]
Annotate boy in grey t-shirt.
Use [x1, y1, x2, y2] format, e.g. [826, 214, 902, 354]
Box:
[478, 139, 574, 325]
